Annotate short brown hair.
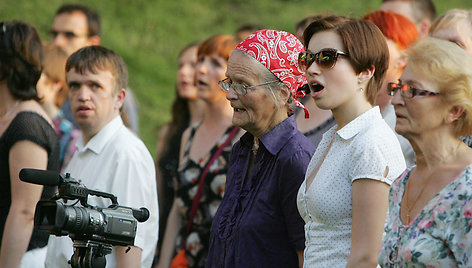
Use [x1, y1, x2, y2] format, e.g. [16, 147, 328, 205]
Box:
[382, 0, 436, 23]
[65, 46, 128, 93]
[197, 34, 239, 61]
[304, 16, 390, 105]
[56, 4, 101, 37]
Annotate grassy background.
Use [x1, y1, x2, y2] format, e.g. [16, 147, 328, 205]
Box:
[1, 0, 471, 155]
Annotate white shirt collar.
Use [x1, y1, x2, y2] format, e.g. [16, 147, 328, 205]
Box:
[337, 106, 382, 140]
[76, 116, 123, 154]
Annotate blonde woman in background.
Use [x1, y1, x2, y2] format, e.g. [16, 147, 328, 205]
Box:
[429, 9, 472, 55]
[36, 44, 80, 172]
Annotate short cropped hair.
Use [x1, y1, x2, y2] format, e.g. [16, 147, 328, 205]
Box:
[408, 37, 472, 136]
[0, 20, 42, 101]
[197, 34, 239, 61]
[363, 10, 419, 50]
[429, 9, 472, 35]
[303, 16, 390, 105]
[42, 45, 68, 107]
[56, 4, 101, 37]
[382, 0, 436, 23]
[65, 46, 128, 94]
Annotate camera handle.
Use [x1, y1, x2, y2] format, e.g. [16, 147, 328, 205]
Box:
[70, 240, 113, 268]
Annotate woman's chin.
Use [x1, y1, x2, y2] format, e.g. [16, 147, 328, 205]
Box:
[313, 99, 333, 111]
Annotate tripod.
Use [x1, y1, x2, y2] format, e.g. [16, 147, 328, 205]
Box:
[70, 240, 112, 268]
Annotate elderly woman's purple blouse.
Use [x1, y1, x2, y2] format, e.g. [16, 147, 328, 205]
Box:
[206, 116, 314, 268]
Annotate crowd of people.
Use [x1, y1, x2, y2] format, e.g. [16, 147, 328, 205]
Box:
[1, 0, 472, 267]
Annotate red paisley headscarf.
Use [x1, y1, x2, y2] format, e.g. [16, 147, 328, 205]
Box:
[236, 29, 309, 118]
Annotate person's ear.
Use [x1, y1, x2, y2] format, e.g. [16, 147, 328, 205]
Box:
[51, 80, 64, 95]
[447, 105, 465, 124]
[115, 88, 126, 110]
[358, 65, 375, 85]
[418, 19, 431, 38]
[88, 35, 101, 46]
[277, 84, 291, 106]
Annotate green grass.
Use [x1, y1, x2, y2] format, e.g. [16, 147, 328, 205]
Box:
[1, 0, 471, 155]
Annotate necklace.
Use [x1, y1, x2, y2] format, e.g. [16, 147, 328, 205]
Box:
[404, 175, 431, 224]
[404, 141, 463, 223]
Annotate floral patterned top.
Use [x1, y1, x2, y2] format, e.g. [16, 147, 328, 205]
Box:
[174, 124, 238, 268]
[379, 165, 472, 267]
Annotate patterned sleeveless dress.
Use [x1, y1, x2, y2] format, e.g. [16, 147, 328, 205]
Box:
[174, 124, 238, 268]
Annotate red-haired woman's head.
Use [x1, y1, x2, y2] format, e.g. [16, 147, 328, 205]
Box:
[195, 35, 239, 103]
[197, 34, 239, 61]
[363, 10, 419, 50]
[363, 10, 420, 111]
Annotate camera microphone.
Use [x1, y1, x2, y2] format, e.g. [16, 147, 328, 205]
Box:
[19, 168, 62, 186]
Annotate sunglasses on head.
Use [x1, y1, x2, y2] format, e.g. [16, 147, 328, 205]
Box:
[387, 82, 440, 99]
[298, 48, 349, 72]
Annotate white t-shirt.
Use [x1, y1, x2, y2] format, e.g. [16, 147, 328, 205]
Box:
[297, 106, 406, 268]
[45, 116, 158, 268]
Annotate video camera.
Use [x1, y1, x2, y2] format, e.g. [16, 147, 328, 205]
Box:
[19, 168, 150, 268]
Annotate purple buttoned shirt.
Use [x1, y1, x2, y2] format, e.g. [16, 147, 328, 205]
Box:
[206, 116, 314, 268]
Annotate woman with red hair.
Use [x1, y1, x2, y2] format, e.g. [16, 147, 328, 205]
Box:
[156, 35, 241, 268]
[364, 10, 419, 167]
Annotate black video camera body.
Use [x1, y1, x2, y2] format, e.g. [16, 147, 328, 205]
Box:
[20, 169, 149, 247]
[35, 200, 139, 246]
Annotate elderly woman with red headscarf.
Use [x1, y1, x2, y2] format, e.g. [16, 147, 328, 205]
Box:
[363, 10, 419, 167]
[206, 30, 315, 268]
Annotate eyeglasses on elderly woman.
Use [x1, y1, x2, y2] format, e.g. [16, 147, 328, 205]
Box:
[387, 82, 441, 99]
[298, 48, 349, 72]
[218, 78, 280, 95]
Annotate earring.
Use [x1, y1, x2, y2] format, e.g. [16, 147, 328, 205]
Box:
[359, 87, 364, 92]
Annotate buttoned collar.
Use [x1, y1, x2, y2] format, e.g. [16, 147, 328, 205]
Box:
[240, 115, 298, 155]
[336, 106, 381, 140]
[76, 116, 123, 154]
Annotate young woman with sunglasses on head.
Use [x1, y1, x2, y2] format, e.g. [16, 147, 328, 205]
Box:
[378, 37, 472, 267]
[296, 16, 406, 267]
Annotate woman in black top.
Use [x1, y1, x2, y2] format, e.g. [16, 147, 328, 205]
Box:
[154, 43, 204, 261]
[0, 21, 60, 267]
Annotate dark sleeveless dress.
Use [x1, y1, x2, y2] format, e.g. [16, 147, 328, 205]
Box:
[155, 120, 189, 257]
[0, 111, 60, 251]
[174, 123, 238, 268]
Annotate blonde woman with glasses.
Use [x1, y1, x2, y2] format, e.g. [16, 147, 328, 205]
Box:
[379, 37, 472, 267]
